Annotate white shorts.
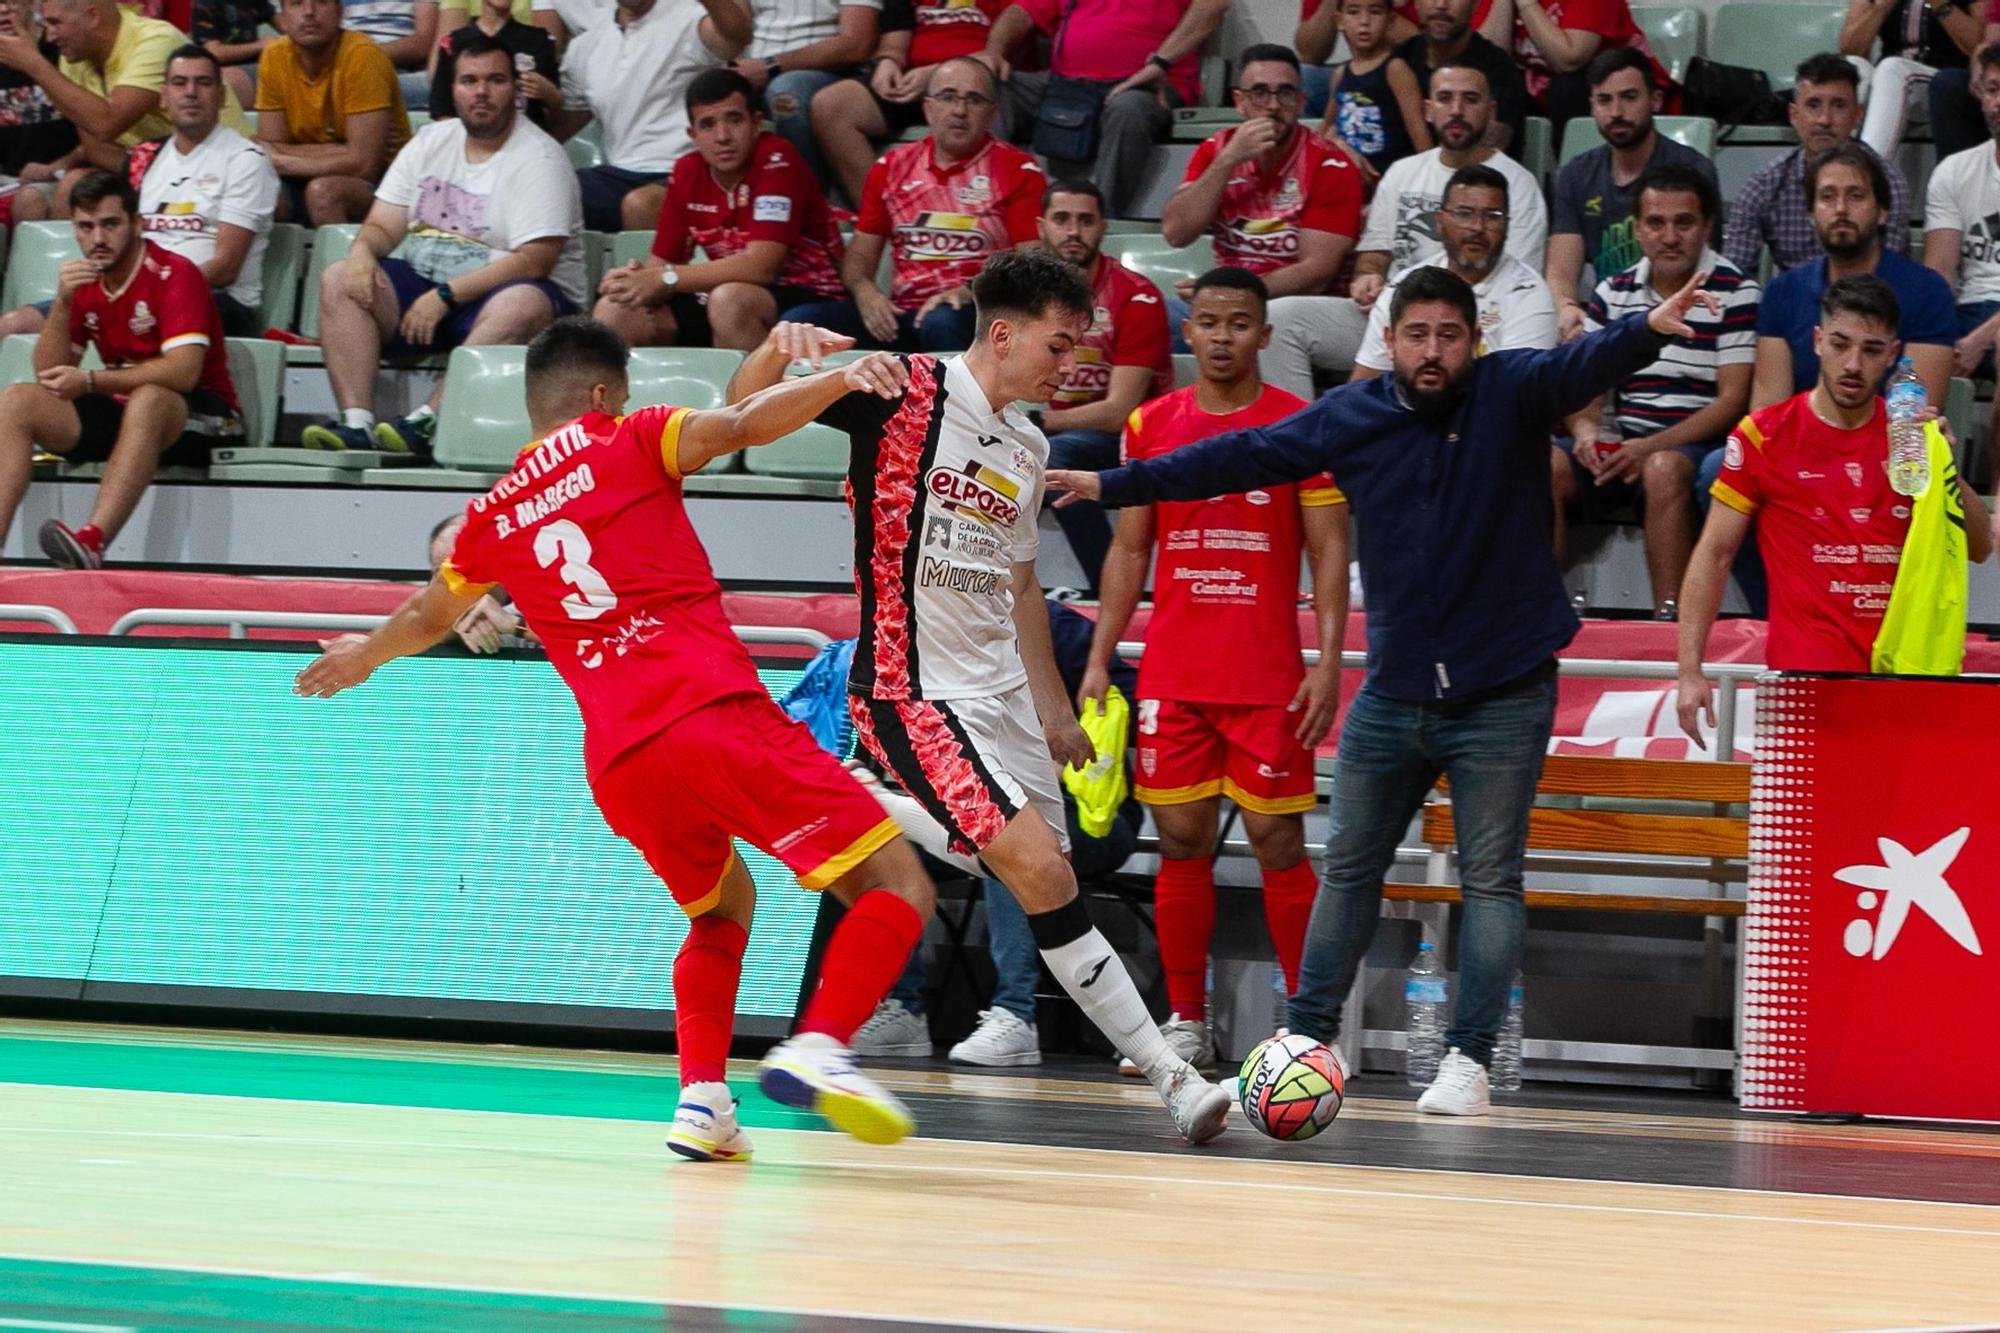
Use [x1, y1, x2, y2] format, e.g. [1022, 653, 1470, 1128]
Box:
[848, 680, 1069, 859]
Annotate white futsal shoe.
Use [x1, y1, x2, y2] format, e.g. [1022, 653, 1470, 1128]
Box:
[1416, 1048, 1492, 1116]
[1158, 1059, 1231, 1145]
[667, 1081, 754, 1163]
[759, 1031, 916, 1145]
[949, 1007, 1042, 1067]
[1118, 1012, 1216, 1077]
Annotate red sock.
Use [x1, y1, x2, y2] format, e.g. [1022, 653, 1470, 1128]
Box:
[1262, 861, 1319, 994]
[798, 890, 924, 1043]
[1154, 857, 1216, 1023]
[74, 524, 104, 553]
[673, 915, 747, 1087]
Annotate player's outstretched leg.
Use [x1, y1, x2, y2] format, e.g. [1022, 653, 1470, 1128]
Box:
[982, 811, 1231, 1145]
[760, 837, 936, 1145]
[669, 854, 757, 1163]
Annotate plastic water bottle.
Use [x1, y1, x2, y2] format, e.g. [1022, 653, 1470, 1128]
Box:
[1405, 942, 1448, 1087]
[1491, 972, 1525, 1092]
[1886, 357, 1930, 497]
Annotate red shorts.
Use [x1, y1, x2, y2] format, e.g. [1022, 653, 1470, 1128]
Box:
[590, 695, 900, 917]
[1134, 698, 1317, 815]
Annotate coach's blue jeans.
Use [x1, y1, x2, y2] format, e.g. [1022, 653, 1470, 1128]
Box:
[765, 68, 844, 186]
[782, 298, 978, 353]
[892, 877, 1039, 1024]
[1045, 428, 1121, 594]
[1286, 664, 1557, 1068]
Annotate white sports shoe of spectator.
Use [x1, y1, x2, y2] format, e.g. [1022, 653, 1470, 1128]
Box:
[666, 1081, 753, 1163]
[850, 998, 934, 1057]
[1416, 1047, 1492, 1116]
[948, 1008, 1041, 1067]
[1118, 1012, 1215, 1077]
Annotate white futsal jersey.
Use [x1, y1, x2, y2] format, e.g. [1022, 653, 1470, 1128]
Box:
[821, 353, 1047, 701]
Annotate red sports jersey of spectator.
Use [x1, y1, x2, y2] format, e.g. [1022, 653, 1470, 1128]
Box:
[1122, 382, 1344, 705]
[442, 406, 767, 777]
[68, 241, 236, 410]
[906, 0, 1012, 66]
[1051, 258, 1172, 409]
[1710, 395, 1915, 673]
[856, 135, 1043, 311]
[1511, 0, 1672, 105]
[1015, 0, 1203, 105]
[651, 131, 847, 300]
[1179, 126, 1363, 279]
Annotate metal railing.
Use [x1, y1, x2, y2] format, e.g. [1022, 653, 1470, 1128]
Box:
[0, 603, 78, 634]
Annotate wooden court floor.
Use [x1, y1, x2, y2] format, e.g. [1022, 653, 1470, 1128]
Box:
[2, 1019, 1998, 1332]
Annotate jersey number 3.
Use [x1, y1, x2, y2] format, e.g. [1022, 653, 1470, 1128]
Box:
[535, 519, 618, 620]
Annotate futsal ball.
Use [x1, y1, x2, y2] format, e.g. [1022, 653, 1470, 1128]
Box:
[1237, 1033, 1344, 1141]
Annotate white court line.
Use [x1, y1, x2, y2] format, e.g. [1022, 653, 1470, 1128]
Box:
[0, 1320, 138, 1332]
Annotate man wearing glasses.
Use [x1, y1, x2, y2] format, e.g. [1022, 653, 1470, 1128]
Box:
[1160, 43, 1361, 345]
[785, 55, 1042, 351]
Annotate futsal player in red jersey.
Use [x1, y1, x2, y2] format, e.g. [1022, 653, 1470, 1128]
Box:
[295, 317, 939, 1160]
[1082, 268, 1349, 1074]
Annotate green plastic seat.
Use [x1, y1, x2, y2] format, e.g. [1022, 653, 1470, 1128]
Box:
[1102, 219, 1156, 235]
[0, 331, 101, 384]
[296, 223, 361, 341]
[629, 346, 743, 473]
[741, 421, 849, 479]
[1629, 6, 1701, 84]
[564, 120, 605, 170]
[1516, 116, 1554, 185]
[1102, 234, 1214, 295]
[1172, 353, 1198, 389]
[1, 221, 76, 310]
[431, 344, 529, 471]
[612, 229, 654, 268]
[225, 336, 285, 449]
[257, 222, 306, 332]
[1709, 3, 1845, 89]
[1558, 114, 1715, 169]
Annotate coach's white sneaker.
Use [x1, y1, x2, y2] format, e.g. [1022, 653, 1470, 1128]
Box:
[850, 998, 934, 1057]
[760, 1032, 915, 1145]
[1119, 1013, 1216, 1077]
[1416, 1048, 1491, 1116]
[1158, 1060, 1230, 1145]
[949, 1007, 1041, 1067]
[666, 1081, 753, 1163]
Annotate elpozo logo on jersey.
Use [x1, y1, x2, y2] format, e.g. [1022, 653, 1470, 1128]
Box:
[928, 458, 1021, 525]
[897, 212, 991, 261]
[1219, 215, 1299, 260]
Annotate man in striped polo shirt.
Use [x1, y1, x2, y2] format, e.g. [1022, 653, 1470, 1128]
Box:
[1553, 161, 1760, 619]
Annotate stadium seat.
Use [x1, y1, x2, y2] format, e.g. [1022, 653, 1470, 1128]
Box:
[1558, 114, 1715, 168]
[258, 222, 306, 332]
[0, 221, 75, 310]
[296, 223, 360, 341]
[1630, 6, 1701, 84]
[629, 346, 743, 473]
[1103, 234, 1215, 294]
[1102, 220, 1157, 235]
[611, 229, 653, 268]
[564, 121, 605, 170]
[1172, 353, 1198, 389]
[582, 231, 611, 299]
[1516, 116, 1554, 185]
[741, 421, 849, 479]
[431, 344, 529, 471]
[225, 336, 285, 449]
[1709, 3, 1845, 89]
[1170, 105, 1239, 142]
[406, 111, 432, 133]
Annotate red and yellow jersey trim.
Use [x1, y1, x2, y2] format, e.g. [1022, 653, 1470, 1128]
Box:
[796, 816, 901, 890]
[1134, 778, 1224, 806]
[1735, 415, 1765, 452]
[679, 850, 738, 919]
[160, 331, 210, 352]
[1220, 778, 1317, 816]
[437, 558, 495, 597]
[1300, 483, 1346, 507]
[656, 406, 693, 480]
[1709, 480, 1757, 515]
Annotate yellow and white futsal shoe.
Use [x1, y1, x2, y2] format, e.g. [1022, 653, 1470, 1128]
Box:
[667, 1081, 755, 1163]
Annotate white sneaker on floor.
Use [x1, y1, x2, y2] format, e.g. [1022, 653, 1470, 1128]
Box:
[1118, 1012, 1216, 1077]
[759, 1032, 915, 1145]
[849, 998, 934, 1057]
[1158, 1060, 1230, 1145]
[666, 1081, 753, 1163]
[1416, 1047, 1491, 1116]
[948, 1007, 1041, 1067]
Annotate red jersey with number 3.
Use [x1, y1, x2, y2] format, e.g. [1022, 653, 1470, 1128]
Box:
[1123, 383, 1345, 705]
[68, 240, 237, 408]
[441, 407, 764, 777]
[651, 131, 846, 299]
[1711, 393, 1925, 673]
[1051, 256, 1173, 409]
[1179, 126, 1362, 278]
[856, 133, 1044, 310]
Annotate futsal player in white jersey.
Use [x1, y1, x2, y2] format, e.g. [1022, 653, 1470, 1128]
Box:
[729, 250, 1232, 1143]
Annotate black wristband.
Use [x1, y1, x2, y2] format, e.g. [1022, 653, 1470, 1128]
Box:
[435, 282, 458, 310]
[1147, 52, 1172, 71]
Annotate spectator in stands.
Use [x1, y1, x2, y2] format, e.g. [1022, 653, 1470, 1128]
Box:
[1924, 1, 2000, 160]
[1546, 47, 1717, 339]
[428, 0, 554, 126]
[436, 0, 567, 57]
[807, 0, 1009, 208]
[0, 0, 81, 224]
[1507, 0, 1671, 137]
[0, 171, 243, 570]
[1297, 0, 1404, 118]
[981, 0, 1228, 220]
[1923, 42, 2000, 399]
[254, 0, 410, 225]
[727, 0, 880, 182]
[193, 0, 276, 105]
[301, 34, 584, 453]
[1315, 0, 1429, 185]
[784, 56, 1041, 352]
[1553, 164, 1758, 618]
[428, 511, 533, 652]
[1391, 0, 1527, 150]
[593, 69, 845, 351]
[1345, 163, 1556, 387]
[1754, 144, 1954, 413]
[0, 0, 250, 214]
[530, 0, 603, 52]
[1352, 61, 1546, 306]
[340, 0, 437, 109]
[1842, 0, 1982, 157]
[1722, 53, 1912, 278]
[1035, 178, 1171, 596]
[547, 0, 748, 233]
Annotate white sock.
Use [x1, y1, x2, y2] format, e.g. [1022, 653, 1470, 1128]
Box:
[854, 769, 986, 878]
[409, 403, 437, 421]
[342, 408, 376, 430]
[1040, 927, 1177, 1083]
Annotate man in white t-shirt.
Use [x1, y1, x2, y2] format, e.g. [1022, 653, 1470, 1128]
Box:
[727, 0, 879, 179]
[303, 34, 584, 454]
[1350, 61, 1546, 305]
[545, 0, 748, 232]
[1922, 44, 2000, 395]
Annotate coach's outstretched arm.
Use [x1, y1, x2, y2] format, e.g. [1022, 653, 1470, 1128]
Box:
[1048, 394, 1341, 510]
[1513, 272, 1718, 423]
[676, 351, 908, 474]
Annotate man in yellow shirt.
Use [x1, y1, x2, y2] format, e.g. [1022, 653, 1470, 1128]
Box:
[255, 0, 411, 224]
[0, 0, 249, 212]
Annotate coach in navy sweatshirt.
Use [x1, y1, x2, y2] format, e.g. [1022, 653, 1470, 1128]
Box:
[1048, 264, 1714, 1115]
